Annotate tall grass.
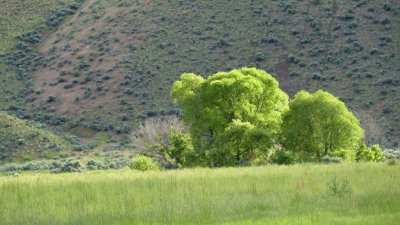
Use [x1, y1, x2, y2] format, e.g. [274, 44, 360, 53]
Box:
[0, 163, 399, 225]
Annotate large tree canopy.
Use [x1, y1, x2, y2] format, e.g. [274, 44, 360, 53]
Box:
[281, 90, 364, 161]
[171, 67, 288, 166]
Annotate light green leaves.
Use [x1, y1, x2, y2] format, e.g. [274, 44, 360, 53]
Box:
[172, 69, 367, 165]
[171, 67, 288, 166]
[282, 90, 364, 161]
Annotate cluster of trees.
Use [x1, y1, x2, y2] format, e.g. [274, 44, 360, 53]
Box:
[133, 68, 384, 167]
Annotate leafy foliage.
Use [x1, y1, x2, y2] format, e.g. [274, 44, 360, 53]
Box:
[160, 131, 195, 168]
[270, 150, 295, 165]
[356, 143, 385, 162]
[282, 90, 364, 161]
[129, 156, 159, 171]
[172, 67, 288, 166]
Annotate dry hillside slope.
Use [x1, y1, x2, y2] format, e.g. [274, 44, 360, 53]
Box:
[25, 0, 399, 146]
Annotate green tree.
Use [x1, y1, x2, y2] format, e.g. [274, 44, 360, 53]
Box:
[171, 67, 289, 166]
[282, 90, 364, 161]
[161, 131, 195, 168]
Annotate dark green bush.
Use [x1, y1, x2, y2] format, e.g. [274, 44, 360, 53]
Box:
[17, 31, 42, 44]
[47, 95, 57, 103]
[52, 159, 83, 173]
[255, 52, 265, 62]
[271, 151, 294, 165]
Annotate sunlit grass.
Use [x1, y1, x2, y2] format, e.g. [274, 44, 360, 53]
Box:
[0, 163, 399, 225]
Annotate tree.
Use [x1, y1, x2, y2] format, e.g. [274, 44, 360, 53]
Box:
[130, 115, 194, 168]
[171, 67, 289, 166]
[130, 115, 185, 153]
[281, 90, 364, 161]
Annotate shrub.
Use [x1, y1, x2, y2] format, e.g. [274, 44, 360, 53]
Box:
[86, 158, 130, 170]
[328, 177, 352, 197]
[47, 95, 57, 103]
[129, 156, 158, 171]
[20, 161, 49, 171]
[161, 131, 195, 168]
[17, 31, 42, 44]
[322, 155, 343, 164]
[64, 83, 73, 89]
[130, 116, 192, 165]
[86, 159, 101, 170]
[270, 151, 294, 165]
[370, 145, 385, 162]
[51, 159, 83, 173]
[0, 163, 18, 172]
[356, 144, 385, 162]
[383, 148, 400, 160]
[387, 159, 396, 166]
[255, 52, 265, 61]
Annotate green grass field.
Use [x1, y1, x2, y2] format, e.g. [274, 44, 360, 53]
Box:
[0, 163, 399, 225]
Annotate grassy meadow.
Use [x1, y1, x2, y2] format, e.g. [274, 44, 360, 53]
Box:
[0, 163, 399, 225]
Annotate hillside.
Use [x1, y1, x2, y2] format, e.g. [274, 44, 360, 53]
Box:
[0, 0, 399, 147]
[0, 0, 84, 111]
[0, 111, 75, 163]
[0, 0, 81, 53]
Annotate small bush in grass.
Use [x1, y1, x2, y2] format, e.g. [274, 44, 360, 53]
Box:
[0, 163, 18, 172]
[383, 148, 400, 160]
[21, 161, 49, 171]
[328, 177, 352, 197]
[129, 156, 158, 171]
[271, 151, 294, 165]
[51, 159, 83, 173]
[387, 159, 396, 166]
[322, 155, 343, 164]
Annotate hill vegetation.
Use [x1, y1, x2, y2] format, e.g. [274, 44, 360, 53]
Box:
[0, 111, 75, 163]
[0, 0, 398, 152]
[17, 0, 398, 147]
[0, 0, 85, 119]
[0, 0, 81, 53]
